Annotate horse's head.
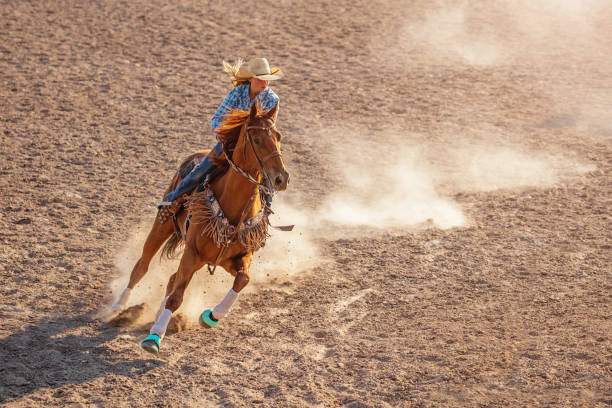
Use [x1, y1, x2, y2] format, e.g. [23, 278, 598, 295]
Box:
[242, 102, 289, 191]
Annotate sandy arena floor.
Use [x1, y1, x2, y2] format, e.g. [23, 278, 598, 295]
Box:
[1, 1, 611, 406]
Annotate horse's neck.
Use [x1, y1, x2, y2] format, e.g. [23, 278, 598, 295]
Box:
[212, 142, 262, 224]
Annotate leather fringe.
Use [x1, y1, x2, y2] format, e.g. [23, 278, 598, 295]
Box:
[187, 189, 270, 252]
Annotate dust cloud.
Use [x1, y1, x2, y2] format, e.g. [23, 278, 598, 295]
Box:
[441, 146, 560, 192]
[403, 0, 608, 66]
[308, 129, 594, 231]
[314, 144, 465, 230]
[406, 5, 500, 66]
[399, 0, 611, 139]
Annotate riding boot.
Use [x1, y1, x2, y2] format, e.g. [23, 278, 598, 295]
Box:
[163, 143, 223, 203]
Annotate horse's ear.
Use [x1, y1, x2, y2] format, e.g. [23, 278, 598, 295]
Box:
[249, 102, 258, 120]
[265, 102, 279, 122]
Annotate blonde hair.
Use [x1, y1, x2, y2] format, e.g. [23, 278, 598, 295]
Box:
[223, 58, 249, 88]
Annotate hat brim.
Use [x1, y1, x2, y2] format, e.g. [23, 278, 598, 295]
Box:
[237, 66, 283, 81]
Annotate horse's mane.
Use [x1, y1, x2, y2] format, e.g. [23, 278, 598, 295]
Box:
[211, 103, 270, 168]
[214, 108, 250, 149]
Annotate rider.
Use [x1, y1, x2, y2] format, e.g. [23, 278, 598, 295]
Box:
[159, 57, 282, 208]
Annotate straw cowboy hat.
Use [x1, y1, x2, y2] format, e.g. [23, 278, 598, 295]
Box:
[236, 58, 283, 81]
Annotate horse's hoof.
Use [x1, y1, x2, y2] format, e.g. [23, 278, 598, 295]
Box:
[141, 334, 161, 354]
[199, 309, 218, 329]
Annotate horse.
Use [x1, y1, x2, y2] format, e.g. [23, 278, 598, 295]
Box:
[110, 102, 288, 353]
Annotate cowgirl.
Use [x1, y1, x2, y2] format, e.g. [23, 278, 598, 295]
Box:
[159, 57, 282, 208]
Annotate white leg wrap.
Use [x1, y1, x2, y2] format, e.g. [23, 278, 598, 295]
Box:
[156, 296, 169, 319]
[150, 309, 172, 338]
[111, 288, 132, 312]
[212, 289, 240, 320]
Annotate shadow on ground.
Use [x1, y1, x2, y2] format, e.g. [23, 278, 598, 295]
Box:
[0, 314, 162, 403]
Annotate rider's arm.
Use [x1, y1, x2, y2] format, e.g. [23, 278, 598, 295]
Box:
[210, 86, 242, 133]
[260, 90, 280, 122]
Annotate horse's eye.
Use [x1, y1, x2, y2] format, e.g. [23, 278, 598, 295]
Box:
[254, 137, 261, 145]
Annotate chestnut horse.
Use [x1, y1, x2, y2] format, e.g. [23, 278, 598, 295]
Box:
[111, 102, 288, 353]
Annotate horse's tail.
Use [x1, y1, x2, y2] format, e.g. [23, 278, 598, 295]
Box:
[161, 231, 184, 259]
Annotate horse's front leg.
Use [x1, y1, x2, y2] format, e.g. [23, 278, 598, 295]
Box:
[151, 272, 178, 320]
[141, 245, 205, 354]
[200, 253, 253, 328]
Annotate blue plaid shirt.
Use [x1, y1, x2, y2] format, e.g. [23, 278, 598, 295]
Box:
[210, 84, 279, 132]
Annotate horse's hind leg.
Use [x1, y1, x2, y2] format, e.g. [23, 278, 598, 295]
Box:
[111, 215, 175, 313]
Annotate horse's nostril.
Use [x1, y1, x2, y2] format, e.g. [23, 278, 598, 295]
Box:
[275, 175, 283, 186]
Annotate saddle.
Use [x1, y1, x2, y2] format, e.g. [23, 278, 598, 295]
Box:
[156, 157, 206, 224]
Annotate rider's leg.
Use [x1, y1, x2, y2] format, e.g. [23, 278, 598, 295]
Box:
[163, 143, 222, 203]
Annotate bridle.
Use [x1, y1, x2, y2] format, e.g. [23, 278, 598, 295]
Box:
[219, 120, 282, 196]
[246, 124, 282, 164]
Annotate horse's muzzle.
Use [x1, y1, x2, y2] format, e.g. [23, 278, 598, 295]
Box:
[271, 169, 289, 191]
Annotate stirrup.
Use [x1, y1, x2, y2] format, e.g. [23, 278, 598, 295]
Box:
[158, 193, 188, 209]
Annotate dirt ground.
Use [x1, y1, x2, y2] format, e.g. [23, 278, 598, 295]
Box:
[1, 0, 610, 407]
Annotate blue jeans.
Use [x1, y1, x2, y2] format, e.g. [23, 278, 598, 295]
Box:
[165, 143, 223, 202]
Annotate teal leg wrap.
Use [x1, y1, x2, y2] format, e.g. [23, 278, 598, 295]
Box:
[200, 309, 218, 328]
[141, 334, 161, 354]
